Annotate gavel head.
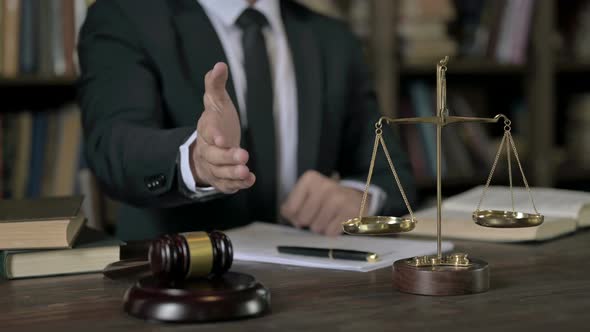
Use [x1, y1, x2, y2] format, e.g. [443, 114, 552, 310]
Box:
[148, 231, 233, 281]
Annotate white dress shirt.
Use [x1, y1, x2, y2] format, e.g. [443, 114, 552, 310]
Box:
[179, 0, 385, 215]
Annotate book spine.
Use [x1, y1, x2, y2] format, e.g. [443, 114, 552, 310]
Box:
[62, 0, 76, 76]
[26, 112, 48, 197]
[409, 81, 447, 178]
[0, 251, 9, 279]
[0, 114, 3, 199]
[511, 0, 534, 64]
[38, 0, 53, 76]
[50, 0, 66, 76]
[19, 0, 39, 74]
[3, 0, 21, 77]
[12, 112, 32, 199]
[0, 2, 3, 73]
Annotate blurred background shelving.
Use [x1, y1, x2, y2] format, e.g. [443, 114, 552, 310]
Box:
[2, 0, 590, 224]
[302, 0, 590, 202]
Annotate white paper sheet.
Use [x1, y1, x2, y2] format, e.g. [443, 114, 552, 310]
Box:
[226, 222, 454, 272]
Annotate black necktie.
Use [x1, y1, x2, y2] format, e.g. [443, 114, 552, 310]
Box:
[236, 8, 276, 222]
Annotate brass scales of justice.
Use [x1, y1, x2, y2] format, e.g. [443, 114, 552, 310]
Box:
[342, 56, 544, 296]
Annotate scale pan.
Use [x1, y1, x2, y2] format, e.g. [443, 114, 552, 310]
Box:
[473, 210, 544, 228]
[342, 216, 416, 235]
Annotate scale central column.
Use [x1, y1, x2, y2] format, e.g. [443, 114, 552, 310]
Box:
[436, 122, 442, 259]
[435, 59, 446, 260]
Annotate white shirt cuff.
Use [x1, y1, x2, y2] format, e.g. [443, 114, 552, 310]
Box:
[179, 130, 218, 194]
[340, 180, 386, 216]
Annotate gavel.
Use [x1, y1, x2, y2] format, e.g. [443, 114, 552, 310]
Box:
[149, 231, 233, 281]
[104, 231, 233, 281]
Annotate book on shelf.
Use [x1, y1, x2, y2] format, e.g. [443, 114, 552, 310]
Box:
[2, 0, 20, 77]
[408, 81, 448, 178]
[571, 1, 590, 59]
[0, 196, 86, 250]
[399, 99, 429, 180]
[566, 94, 590, 169]
[407, 185, 590, 242]
[453, 0, 534, 64]
[19, 0, 39, 75]
[399, 0, 456, 21]
[52, 104, 82, 196]
[2, 103, 84, 199]
[398, 84, 499, 186]
[397, 0, 457, 63]
[1, 0, 92, 78]
[0, 226, 121, 279]
[0, 114, 2, 199]
[11, 111, 32, 199]
[26, 111, 48, 197]
[494, 0, 534, 64]
[450, 93, 495, 169]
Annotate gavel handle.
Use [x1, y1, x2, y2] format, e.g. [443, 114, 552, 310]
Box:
[120, 240, 152, 260]
[103, 258, 150, 280]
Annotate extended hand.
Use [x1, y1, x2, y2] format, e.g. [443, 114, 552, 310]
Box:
[280, 171, 369, 236]
[190, 62, 255, 193]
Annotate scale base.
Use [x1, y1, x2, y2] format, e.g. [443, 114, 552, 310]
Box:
[124, 272, 270, 323]
[392, 256, 489, 296]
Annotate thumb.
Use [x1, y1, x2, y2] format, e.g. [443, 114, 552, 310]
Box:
[205, 62, 229, 99]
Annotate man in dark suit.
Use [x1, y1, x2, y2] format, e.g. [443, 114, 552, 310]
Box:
[77, 0, 415, 241]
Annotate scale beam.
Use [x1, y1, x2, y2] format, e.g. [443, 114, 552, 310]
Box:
[377, 114, 508, 127]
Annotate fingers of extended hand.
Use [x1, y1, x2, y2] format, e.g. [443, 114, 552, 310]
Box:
[209, 164, 250, 181]
[199, 142, 249, 166]
[192, 133, 255, 190]
[214, 174, 256, 194]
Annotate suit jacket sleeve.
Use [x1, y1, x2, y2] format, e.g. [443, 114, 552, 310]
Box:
[337, 33, 417, 216]
[77, 1, 194, 207]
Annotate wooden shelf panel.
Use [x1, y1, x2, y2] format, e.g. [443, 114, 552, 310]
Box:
[557, 61, 590, 73]
[0, 76, 77, 86]
[400, 59, 526, 75]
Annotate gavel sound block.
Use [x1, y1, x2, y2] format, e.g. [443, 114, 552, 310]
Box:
[107, 231, 270, 323]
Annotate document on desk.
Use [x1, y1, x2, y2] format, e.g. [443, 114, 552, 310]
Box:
[226, 222, 454, 272]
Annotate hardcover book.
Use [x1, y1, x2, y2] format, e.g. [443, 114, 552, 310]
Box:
[0, 227, 121, 279]
[0, 196, 86, 250]
[408, 186, 590, 242]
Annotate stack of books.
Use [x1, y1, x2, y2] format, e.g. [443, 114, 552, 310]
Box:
[397, 0, 458, 64]
[0, 196, 120, 279]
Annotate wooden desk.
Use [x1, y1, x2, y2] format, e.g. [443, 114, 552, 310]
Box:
[1, 231, 589, 331]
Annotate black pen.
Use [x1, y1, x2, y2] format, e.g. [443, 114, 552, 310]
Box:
[277, 246, 379, 262]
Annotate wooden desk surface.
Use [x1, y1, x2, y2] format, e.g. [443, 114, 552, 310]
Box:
[1, 231, 589, 332]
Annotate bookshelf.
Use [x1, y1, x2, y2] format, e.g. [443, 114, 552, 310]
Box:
[3, 0, 590, 213]
[366, 0, 590, 196]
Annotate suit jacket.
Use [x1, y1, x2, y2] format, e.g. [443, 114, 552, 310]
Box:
[77, 0, 416, 241]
